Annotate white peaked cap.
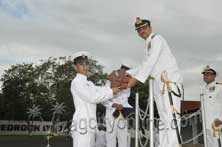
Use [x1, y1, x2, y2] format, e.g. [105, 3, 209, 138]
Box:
[72, 51, 90, 60]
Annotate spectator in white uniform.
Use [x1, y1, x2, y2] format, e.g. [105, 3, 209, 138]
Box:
[103, 64, 134, 147]
[201, 65, 222, 147]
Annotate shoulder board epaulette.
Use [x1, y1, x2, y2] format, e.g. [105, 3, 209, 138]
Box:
[216, 82, 222, 85]
[148, 34, 157, 50]
[151, 34, 156, 39]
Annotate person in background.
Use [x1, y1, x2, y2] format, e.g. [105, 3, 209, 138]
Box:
[103, 64, 134, 147]
[201, 65, 222, 146]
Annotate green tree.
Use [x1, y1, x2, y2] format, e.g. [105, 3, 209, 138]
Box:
[0, 92, 4, 119]
[0, 56, 107, 121]
[1, 63, 38, 120]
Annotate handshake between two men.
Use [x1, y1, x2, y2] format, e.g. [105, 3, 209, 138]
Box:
[108, 64, 140, 95]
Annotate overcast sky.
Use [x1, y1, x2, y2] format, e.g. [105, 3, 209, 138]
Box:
[0, 0, 222, 100]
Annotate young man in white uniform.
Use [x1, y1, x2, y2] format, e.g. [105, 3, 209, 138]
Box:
[127, 17, 183, 147]
[70, 51, 120, 147]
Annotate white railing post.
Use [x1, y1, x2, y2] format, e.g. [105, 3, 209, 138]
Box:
[200, 93, 208, 147]
[149, 78, 154, 147]
[135, 93, 139, 147]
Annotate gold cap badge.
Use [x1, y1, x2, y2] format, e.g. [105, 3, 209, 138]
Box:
[136, 17, 142, 24]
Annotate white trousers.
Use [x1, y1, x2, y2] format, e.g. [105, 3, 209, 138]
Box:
[72, 131, 95, 147]
[154, 81, 181, 147]
[95, 130, 106, 147]
[206, 129, 220, 147]
[106, 116, 129, 147]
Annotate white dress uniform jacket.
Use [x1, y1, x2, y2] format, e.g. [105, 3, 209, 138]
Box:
[202, 81, 222, 147]
[133, 33, 182, 83]
[70, 73, 113, 147]
[128, 33, 183, 147]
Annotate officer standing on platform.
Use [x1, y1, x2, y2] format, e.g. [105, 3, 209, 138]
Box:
[127, 17, 183, 147]
[201, 65, 222, 147]
[70, 51, 120, 147]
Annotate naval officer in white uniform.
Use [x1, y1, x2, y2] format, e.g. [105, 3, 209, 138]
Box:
[201, 65, 222, 147]
[70, 51, 120, 147]
[127, 17, 183, 147]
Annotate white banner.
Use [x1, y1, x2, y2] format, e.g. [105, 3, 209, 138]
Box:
[0, 120, 68, 135]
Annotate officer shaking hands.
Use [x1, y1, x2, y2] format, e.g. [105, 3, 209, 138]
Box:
[127, 17, 183, 147]
[70, 51, 120, 147]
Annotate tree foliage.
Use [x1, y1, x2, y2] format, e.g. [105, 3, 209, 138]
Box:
[0, 56, 107, 121]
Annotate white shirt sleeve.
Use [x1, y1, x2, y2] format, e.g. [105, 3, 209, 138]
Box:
[218, 85, 222, 121]
[134, 35, 163, 83]
[72, 80, 113, 104]
[101, 80, 114, 109]
[118, 88, 131, 99]
[102, 100, 114, 110]
[120, 88, 132, 108]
